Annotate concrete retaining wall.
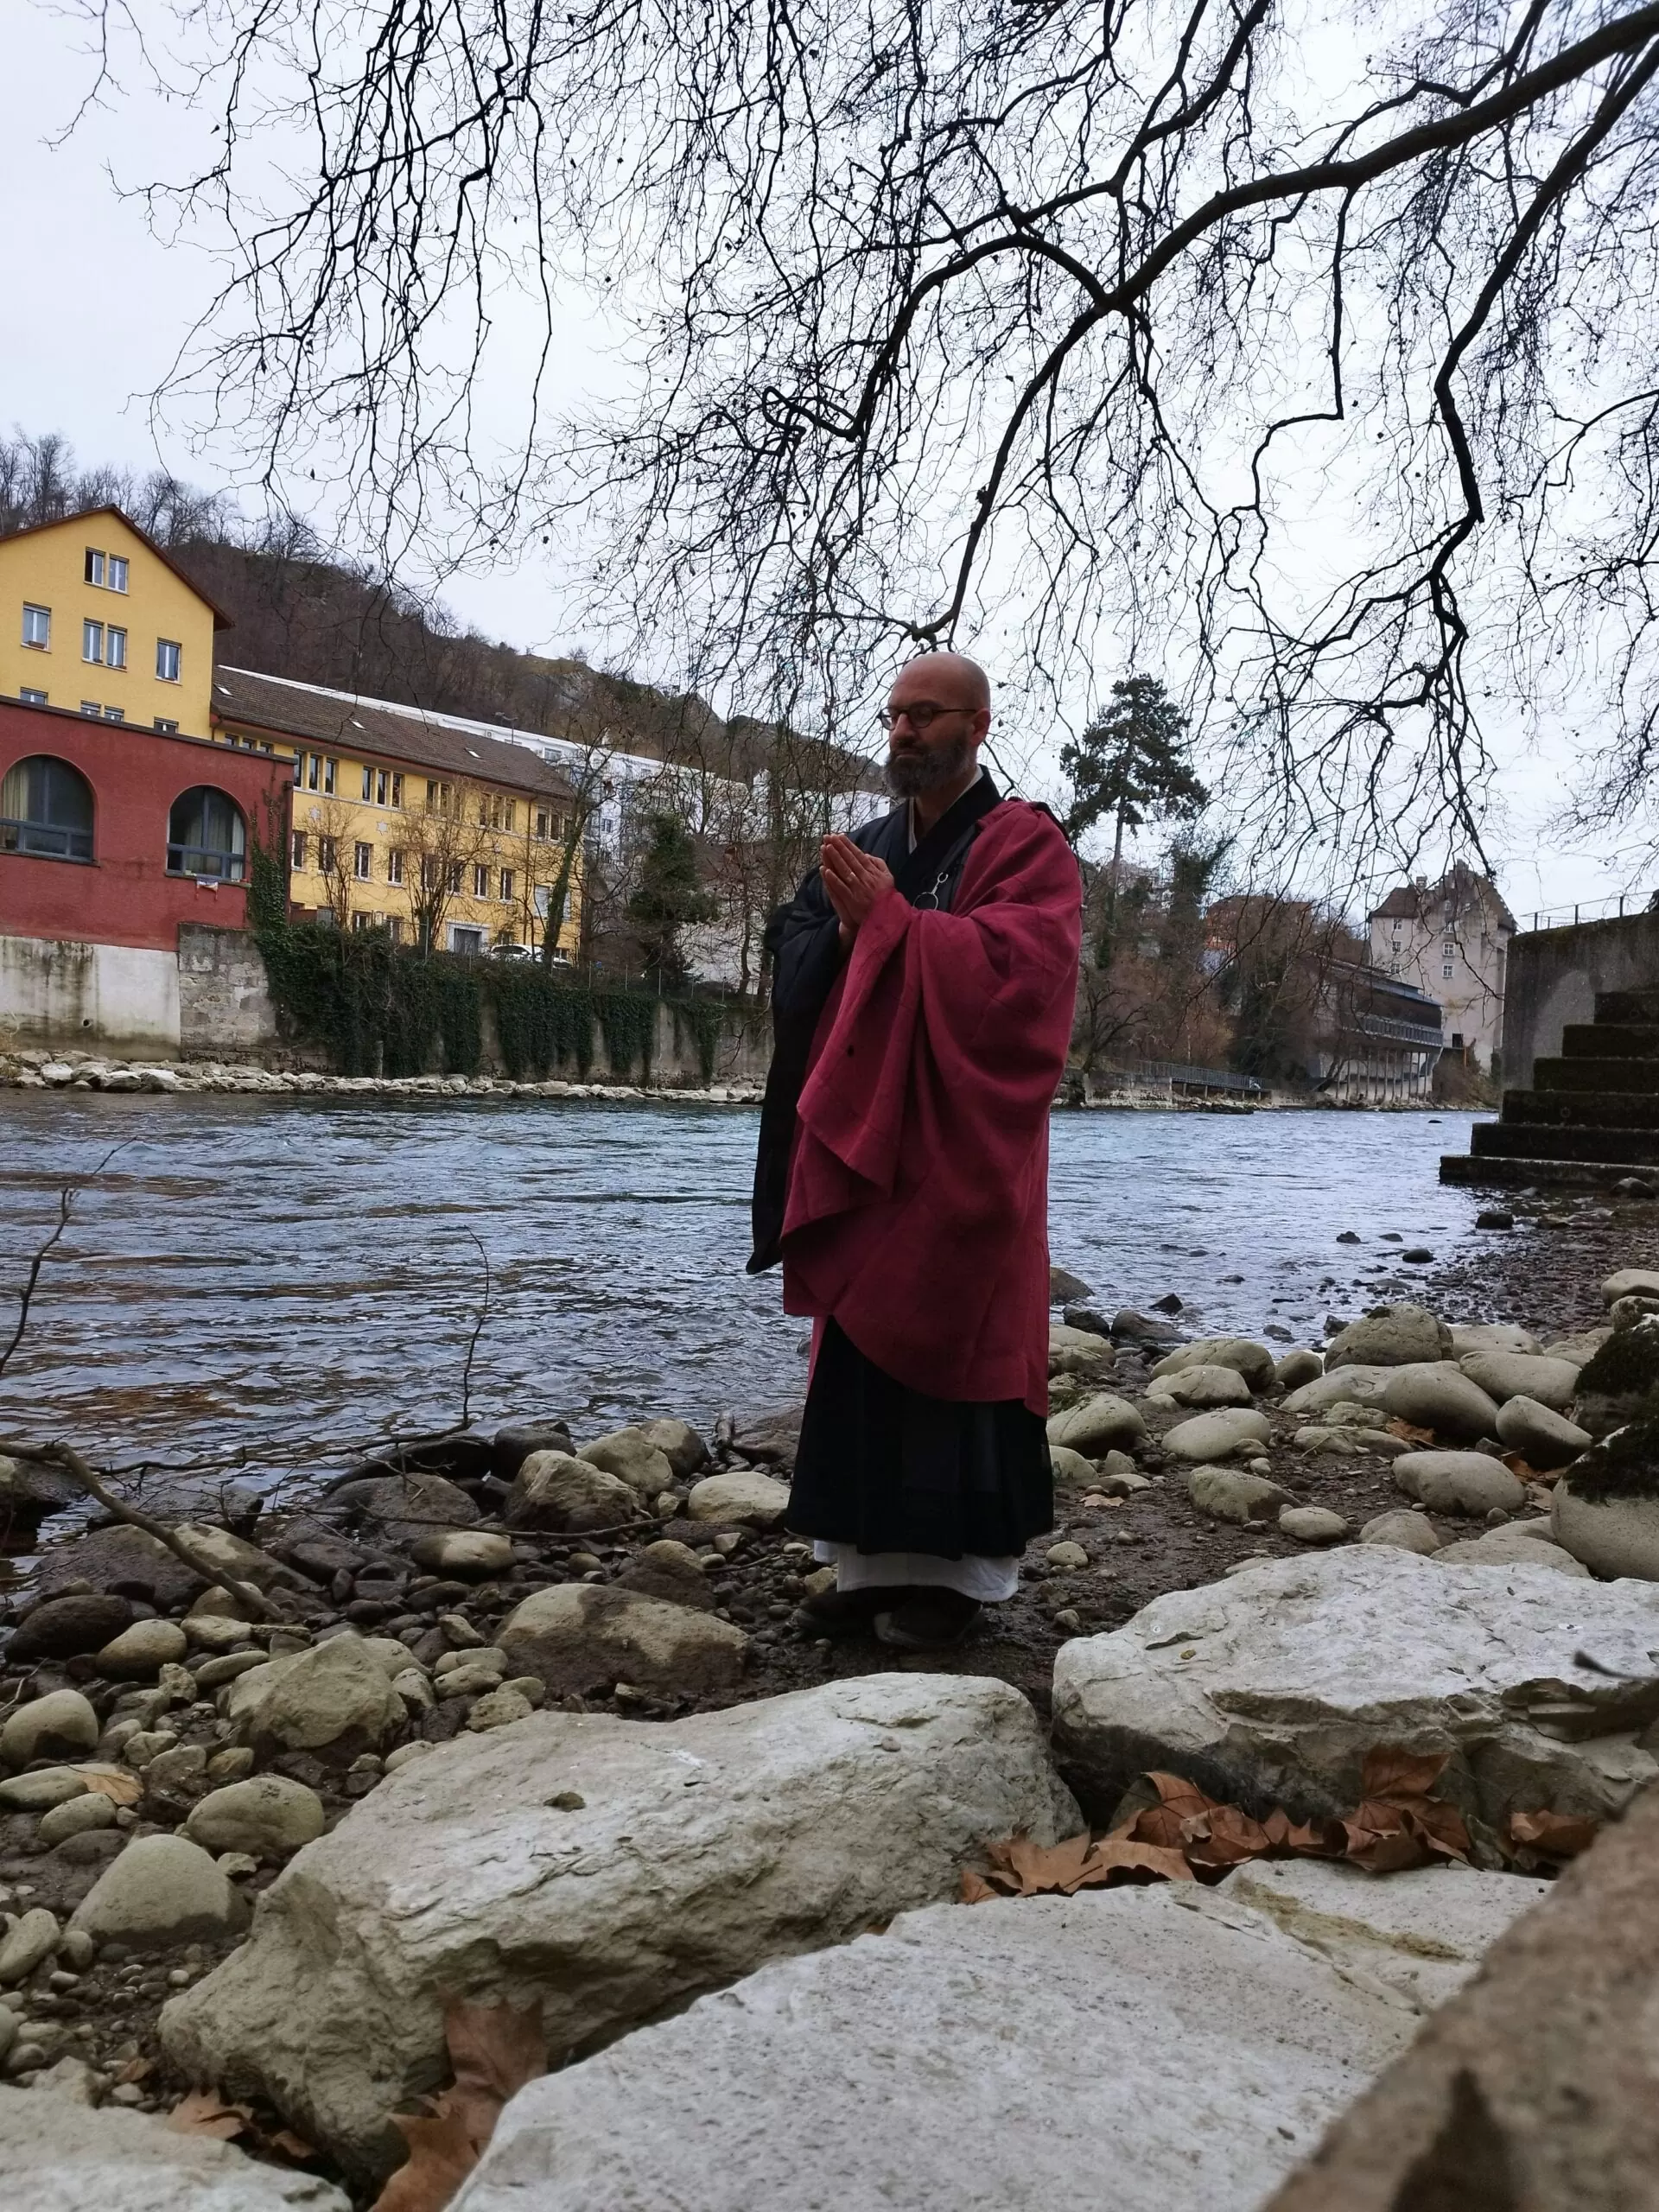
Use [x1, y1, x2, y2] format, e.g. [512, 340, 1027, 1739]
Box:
[1503, 912, 1659, 1089]
[0, 923, 771, 1089]
[0, 934, 181, 1055]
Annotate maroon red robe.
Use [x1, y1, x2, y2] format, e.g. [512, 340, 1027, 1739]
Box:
[778, 794, 1082, 1419]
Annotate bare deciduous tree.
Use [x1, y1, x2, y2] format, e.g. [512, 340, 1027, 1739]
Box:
[107, 0, 1659, 868]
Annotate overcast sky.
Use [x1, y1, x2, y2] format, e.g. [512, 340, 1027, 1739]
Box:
[1, 1, 1644, 925]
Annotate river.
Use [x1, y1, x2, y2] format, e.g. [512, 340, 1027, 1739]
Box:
[0, 1095, 1485, 1483]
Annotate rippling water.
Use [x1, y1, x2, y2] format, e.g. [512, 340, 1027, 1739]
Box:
[0, 1094, 1484, 1482]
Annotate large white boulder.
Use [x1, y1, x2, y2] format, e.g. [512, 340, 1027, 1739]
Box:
[160, 1675, 1077, 2183]
[1050, 1548, 1659, 1828]
[450, 1863, 1541, 2212]
[0, 2083, 348, 2211]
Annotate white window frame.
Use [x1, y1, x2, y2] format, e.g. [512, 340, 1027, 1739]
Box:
[322, 756, 337, 795]
[153, 717, 179, 734]
[353, 841, 373, 881]
[22, 603, 49, 649]
[107, 555, 129, 594]
[105, 626, 127, 671]
[361, 765, 373, 800]
[103, 706, 124, 723]
[19, 686, 47, 706]
[473, 861, 490, 899]
[386, 849, 404, 886]
[499, 867, 514, 901]
[84, 548, 105, 587]
[82, 619, 105, 664]
[156, 639, 182, 683]
[79, 700, 101, 716]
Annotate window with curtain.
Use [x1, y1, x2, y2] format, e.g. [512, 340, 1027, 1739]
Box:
[0, 754, 94, 860]
[166, 786, 247, 880]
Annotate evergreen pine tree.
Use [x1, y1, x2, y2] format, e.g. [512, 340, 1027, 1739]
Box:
[626, 811, 718, 988]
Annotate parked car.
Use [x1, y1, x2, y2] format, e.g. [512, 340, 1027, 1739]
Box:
[490, 941, 533, 961]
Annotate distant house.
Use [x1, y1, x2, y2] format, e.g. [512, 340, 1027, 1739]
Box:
[1309, 962, 1445, 1104]
[1369, 864, 1515, 1072]
[211, 668, 582, 957]
[0, 505, 232, 741]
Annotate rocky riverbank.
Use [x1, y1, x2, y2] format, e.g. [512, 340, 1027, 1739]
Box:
[0, 1049, 764, 1105]
[4, 1202, 1659, 2206]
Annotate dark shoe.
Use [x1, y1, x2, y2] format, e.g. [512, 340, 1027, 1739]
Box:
[792, 1585, 907, 1638]
[874, 1590, 982, 1649]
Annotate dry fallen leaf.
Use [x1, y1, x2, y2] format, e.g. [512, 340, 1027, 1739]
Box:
[1510, 1808, 1599, 1859]
[1386, 1418, 1436, 1444]
[116, 2057, 154, 2086]
[963, 1745, 1486, 1902]
[266, 2128, 319, 2163]
[373, 2109, 480, 2212]
[368, 1999, 548, 2212]
[166, 2089, 252, 2140]
[73, 1764, 143, 1806]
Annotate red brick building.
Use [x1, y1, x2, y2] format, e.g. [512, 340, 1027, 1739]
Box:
[0, 696, 293, 1053]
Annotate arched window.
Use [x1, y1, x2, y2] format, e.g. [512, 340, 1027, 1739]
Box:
[0, 755, 94, 861]
[167, 786, 247, 880]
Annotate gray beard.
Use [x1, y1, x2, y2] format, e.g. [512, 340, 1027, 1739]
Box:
[885, 734, 975, 798]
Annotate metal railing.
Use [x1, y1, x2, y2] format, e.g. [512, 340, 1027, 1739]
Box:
[1526, 893, 1649, 931]
[1123, 1058, 1265, 1096]
[1351, 1013, 1445, 1047]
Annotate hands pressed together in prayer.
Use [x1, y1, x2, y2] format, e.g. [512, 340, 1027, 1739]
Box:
[821, 835, 897, 948]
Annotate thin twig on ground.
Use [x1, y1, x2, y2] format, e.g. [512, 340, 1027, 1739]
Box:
[0, 1435, 280, 1620]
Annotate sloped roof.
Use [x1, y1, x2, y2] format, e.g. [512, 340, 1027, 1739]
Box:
[1368, 863, 1516, 931]
[213, 666, 574, 799]
[0, 506, 236, 629]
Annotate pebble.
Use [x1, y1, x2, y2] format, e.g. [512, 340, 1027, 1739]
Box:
[68, 1834, 241, 1949]
[121, 1730, 180, 1770]
[1278, 1506, 1350, 1546]
[0, 1909, 60, 1986]
[0, 1769, 90, 1814]
[186, 1776, 327, 1857]
[37, 1794, 118, 1847]
[95, 1619, 189, 1678]
[1046, 1542, 1090, 1572]
[467, 1687, 535, 1732]
[0, 1691, 100, 1770]
[439, 1613, 485, 1649]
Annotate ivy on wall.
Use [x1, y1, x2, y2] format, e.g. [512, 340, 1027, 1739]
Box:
[248, 836, 728, 1082]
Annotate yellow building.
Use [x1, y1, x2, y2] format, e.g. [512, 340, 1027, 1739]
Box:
[211, 667, 582, 954]
[0, 507, 228, 735]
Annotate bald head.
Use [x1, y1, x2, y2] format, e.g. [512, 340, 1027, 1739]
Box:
[896, 650, 990, 712]
[883, 651, 993, 820]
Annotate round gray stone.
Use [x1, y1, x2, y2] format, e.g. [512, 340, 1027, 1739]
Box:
[1392, 1451, 1526, 1517]
[0, 1691, 99, 1770]
[96, 1619, 189, 1679]
[185, 1777, 327, 1858]
[68, 1835, 242, 1949]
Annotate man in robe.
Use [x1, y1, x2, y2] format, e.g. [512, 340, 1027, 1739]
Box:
[749, 651, 1082, 1648]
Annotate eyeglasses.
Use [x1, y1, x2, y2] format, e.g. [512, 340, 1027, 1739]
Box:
[877, 702, 976, 732]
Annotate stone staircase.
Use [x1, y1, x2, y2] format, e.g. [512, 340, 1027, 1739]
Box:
[1442, 988, 1659, 1185]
